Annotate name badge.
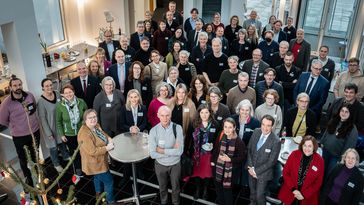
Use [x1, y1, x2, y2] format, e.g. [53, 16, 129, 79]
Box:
[165, 37, 169, 40]
[173, 17, 176, 20]
[245, 128, 252, 132]
[289, 72, 294, 77]
[312, 165, 317, 171]
[270, 53, 274, 56]
[181, 42, 184, 46]
[235, 32, 238, 35]
[106, 103, 111, 108]
[233, 79, 237, 83]
[137, 112, 143, 117]
[196, 58, 200, 62]
[259, 73, 263, 76]
[324, 68, 329, 72]
[185, 67, 190, 71]
[265, 149, 271, 153]
[217, 116, 222, 121]
[57, 99, 61, 102]
[224, 46, 227, 50]
[28, 105, 34, 111]
[210, 128, 216, 133]
[158, 140, 165, 145]
[219, 63, 224, 66]
[287, 31, 291, 34]
[171, 28, 175, 31]
[183, 108, 190, 112]
[151, 35, 154, 38]
[297, 49, 300, 53]
[142, 86, 147, 91]
[348, 182, 355, 188]
[273, 114, 277, 118]
[245, 47, 249, 50]
[201, 100, 206, 104]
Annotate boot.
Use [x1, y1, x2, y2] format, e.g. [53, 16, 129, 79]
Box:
[202, 179, 209, 200]
[193, 186, 201, 200]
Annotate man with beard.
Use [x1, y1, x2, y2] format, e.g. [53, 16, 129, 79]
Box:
[255, 68, 284, 108]
[133, 37, 154, 66]
[0, 76, 40, 186]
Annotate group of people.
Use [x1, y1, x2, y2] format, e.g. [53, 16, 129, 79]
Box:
[1, 1, 364, 205]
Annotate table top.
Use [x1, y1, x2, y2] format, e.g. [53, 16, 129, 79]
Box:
[108, 132, 150, 163]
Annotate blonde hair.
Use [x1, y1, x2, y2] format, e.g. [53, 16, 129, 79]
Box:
[340, 148, 360, 167]
[126, 89, 143, 111]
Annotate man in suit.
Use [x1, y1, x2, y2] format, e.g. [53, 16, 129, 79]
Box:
[71, 62, 101, 108]
[130, 21, 149, 51]
[241, 49, 270, 88]
[309, 45, 336, 83]
[289, 29, 311, 71]
[293, 59, 330, 122]
[162, 1, 183, 26]
[98, 30, 120, 61]
[247, 114, 281, 205]
[165, 11, 179, 34]
[107, 50, 130, 93]
[187, 19, 204, 51]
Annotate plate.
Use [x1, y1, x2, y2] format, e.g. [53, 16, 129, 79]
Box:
[281, 151, 290, 160]
[68, 50, 80, 56]
[293, 136, 303, 144]
[64, 56, 76, 62]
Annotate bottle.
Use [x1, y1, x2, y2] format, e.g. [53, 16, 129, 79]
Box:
[118, 28, 121, 35]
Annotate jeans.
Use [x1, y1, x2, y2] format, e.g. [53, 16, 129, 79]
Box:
[49, 142, 69, 166]
[93, 171, 115, 203]
[65, 135, 81, 171]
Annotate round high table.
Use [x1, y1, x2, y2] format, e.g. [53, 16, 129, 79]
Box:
[108, 132, 156, 204]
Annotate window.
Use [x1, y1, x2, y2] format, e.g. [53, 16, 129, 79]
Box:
[302, 0, 324, 29]
[245, 0, 273, 27]
[32, 0, 65, 47]
[328, 0, 356, 33]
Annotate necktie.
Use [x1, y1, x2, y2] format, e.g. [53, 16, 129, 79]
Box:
[82, 79, 87, 95]
[256, 135, 265, 150]
[305, 77, 314, 94]
[120, 64, 125, 92]
[194, 31, 199, 45]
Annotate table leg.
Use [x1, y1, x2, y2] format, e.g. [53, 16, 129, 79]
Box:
[131, 162, 140, 205]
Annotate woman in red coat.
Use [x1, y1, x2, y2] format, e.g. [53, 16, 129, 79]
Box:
[278, 135, 324, 205]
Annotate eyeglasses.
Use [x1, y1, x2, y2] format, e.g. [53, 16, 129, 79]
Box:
[104, 35, 112, 38]
[298, 100, 309, 103]
[312, 67, 322, 71]
[349, 64, 358, 67]
[87, 116, 97, 120]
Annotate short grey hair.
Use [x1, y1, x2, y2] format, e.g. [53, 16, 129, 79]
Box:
[296, 92, 310, 102]
[311, 59, 323, 68]
[211, 37, 222, 45]
[156, 82, 172, 97]
[179, 50, 190, 58]
[168, 66, 179, 74]
[279, 41, 289, 48]
[228, 55, 239, 63]
[235, 99, 254, 116]
[340, 148, 360, 167]
[198, 31, 208, 40]
[208, 86, 222, 100]
[101, 76, 116, 90]
[238, 72, 249, 79]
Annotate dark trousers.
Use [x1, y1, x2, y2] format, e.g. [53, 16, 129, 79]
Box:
[12, 130, 40, 186]
[65, 135, 81, 172]
[249, 176, 268, 205]
[155, 161, 181, 205]
[214, 180, 233, 205]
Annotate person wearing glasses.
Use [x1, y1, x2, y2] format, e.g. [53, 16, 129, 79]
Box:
[98, 30, 120, 61]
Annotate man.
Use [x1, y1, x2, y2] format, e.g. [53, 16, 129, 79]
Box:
[202, 38, 228, 86]
[275, 51, 301, 106]
[112, 33, 136, 64]
[241, 49, 270, 88]
[184, 8, 204, 34]
[0, 77, 40, 186]
[247, 115, 281, 205]
[130, 21, 149, 51]
[215, 26, 229, 55]
[272, 20, 287, 43]
[187, 19, 204, 51]
[71, 62, 101, 108]
[98, 30, 120, 61]
[269, 40, 289, 68]
[258, 30, 279, 66]
[309, 45, 335, 82]
[255, 68, 284, 108]
[283, 17, 297, 43]
[107, 50, 130, 93]
[293, 59, 330, 122]
[226, 72, 256, 113]
[163, 1, 183, 26]
[242, 10, 262, 36]
[132, 37, 154, 66]
[289, 29, 311, 71]
[165, 11, 179, 34]
[328, 83, 364, 131]
[149, 106, 183, 205]
[334, 57, 364, 101]
[190, 32, 212, 74]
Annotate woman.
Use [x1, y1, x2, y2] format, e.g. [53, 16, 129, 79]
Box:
[230, 29, 253, 61]
[188, 75, 209, 109]
[224, 15, 242, 44]
[262, 15, 277, 37]
[255, 89, 283, 136]
[190, 32, 212, 74]
[211, 12, 224, 32]
[124, 61, 153, 106]
[56, 84, 87, 176]
[165, 66, 184, 96]
[218, 56, 241, 98]
[77, 109, 116, 204]
[37, 78, 70, 172]
[144, 50, 168, 97]
[175, 50, 197, 88]
[144, 10, 158, 32]
[93, 76, 125, 137]
[168, 27, 187, 51]
[203, 23, 215, 45]
[144, 20, 155, 40]
[165, 41, 181, 68]
[320, 104, 358, 175]
[211, 118, 245, 205]
[278, 135, 324, 205]
[284, 93, 316, 138]
[320, 148, 364, 205]
[121, 89, 147, 133]
[190, 104, 220, 200]
[152, 20, 172, 57]
[93, 47, 112, 74]
[208, 86, 231, 128]
[147, 82, 172, 127]
[246, 24, 259, 49]
[88, 60, 104, 82]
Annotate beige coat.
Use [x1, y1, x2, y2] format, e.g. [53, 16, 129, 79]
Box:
[144, 61, 168, 96]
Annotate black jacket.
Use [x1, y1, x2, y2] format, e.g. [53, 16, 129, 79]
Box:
[284, 107, 316, 137]
[70, 75, 101, 109]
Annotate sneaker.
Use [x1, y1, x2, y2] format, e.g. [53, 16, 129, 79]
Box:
[63, 157, 71, 161]
[75, 169, 83, 177]
[54, 165, 64, 173]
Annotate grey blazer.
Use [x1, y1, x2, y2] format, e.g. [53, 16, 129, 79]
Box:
[247, 128, 281, 181]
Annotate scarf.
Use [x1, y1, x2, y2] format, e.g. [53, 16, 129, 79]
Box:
[193, 121, 212, 166]
[64, 98, 80, 132]
[94, 127, 108, 144]
[215, 134, 236, 188]
[297, 153, 313, 190]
